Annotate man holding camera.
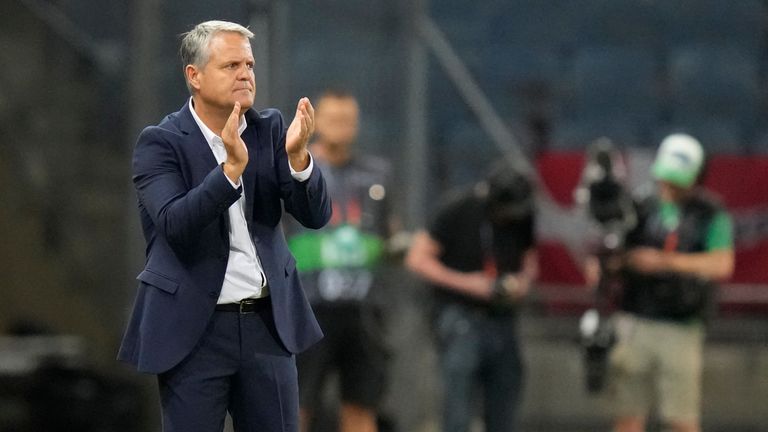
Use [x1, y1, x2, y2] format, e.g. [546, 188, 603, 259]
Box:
[406, 165, 538, 432]
[593, 134, 734, 432]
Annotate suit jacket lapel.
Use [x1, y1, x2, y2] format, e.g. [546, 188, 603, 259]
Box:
[177, 102, 219, 174]
[242, 118, 259, 230]
[177, 102, 231, 238]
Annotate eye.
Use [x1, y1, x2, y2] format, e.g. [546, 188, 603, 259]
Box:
[246, 62, 254, 70]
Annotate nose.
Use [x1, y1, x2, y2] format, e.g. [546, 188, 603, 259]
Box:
[237, 64, 251, 80]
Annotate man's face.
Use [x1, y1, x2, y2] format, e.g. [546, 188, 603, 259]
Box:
[190, 32, 255, 112]
[658, 180, 691, 203]
[315, 96, 359, 150]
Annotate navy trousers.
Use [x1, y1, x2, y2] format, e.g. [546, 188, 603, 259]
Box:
[158, 301, 299, 432]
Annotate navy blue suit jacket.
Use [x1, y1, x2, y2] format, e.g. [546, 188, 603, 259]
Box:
[118, 102, 331, 374]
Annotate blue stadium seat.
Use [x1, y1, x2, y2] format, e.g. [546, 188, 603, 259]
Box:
[746, 130, 768, 155]
[440, 121, 499, 188]
[550, 118, 642, 151]
[572, 0, 662, 48]
[567, 46, 660, 128]
[474, 44, 562, 120]
[429, 0, 496, 23]
[667, 45, 760, 133]
[485, 0, 579, 51]
[657, 0, 766, 55]
[428, 61, 476, 135]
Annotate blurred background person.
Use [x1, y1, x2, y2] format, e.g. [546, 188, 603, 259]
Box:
[286, 89, 397, 432]
[589, 133, 734, 432]
[405, 164, 538, 432]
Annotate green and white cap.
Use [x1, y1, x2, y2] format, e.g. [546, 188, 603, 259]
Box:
[651, 133, 704, 188]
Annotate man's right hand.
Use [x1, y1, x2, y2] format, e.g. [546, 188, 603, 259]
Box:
[222, 102, 248, 183]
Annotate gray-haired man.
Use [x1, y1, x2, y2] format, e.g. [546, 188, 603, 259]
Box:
[118, 20, 331, 432]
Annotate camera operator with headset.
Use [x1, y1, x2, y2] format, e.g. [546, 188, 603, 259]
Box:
[584, 134, 734, 432]
[406, 162, 538, 432]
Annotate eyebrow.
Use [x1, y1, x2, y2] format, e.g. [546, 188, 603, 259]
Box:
[219, 56, 254, 63]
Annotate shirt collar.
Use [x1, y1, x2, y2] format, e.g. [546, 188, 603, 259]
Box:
[188, 97, 247, 145]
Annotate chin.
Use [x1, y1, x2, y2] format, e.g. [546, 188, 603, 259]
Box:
[237, 98, 254, 110]
[231, 91, 254, 108]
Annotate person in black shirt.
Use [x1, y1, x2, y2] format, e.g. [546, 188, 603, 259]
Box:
[406, 165, 538, 432]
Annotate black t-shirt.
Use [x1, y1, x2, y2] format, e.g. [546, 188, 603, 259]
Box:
[428, 188, 535, 309]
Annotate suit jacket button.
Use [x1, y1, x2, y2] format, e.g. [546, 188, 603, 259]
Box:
[208, 291, 218, 298]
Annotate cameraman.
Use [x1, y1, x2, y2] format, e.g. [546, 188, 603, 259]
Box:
[588, 134, 734, 432]
[406, 164, 538, 432]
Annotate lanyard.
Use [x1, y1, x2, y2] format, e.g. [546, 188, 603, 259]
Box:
[663, 230, 679, 252]
[480, 222, 498, 278]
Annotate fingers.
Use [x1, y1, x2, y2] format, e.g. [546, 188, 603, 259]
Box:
[296, 97, 315, 136]
[301, 108, 310, 137]
[223, 102, 241, 138]
[229, 101, 241, 125]
[303, 98, 315, 121]
[296, 97, 308, 112]
[285, 98, 315, 155]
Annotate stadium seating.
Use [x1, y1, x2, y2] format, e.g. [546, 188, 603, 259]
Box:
[550, 46, 658, 149]
[483, 0, 578, 52]
[568, 46, 659, 125]
[474, 44, 561, 120]
[748, 130, 768, 154]
[428, 1, 767, 156]
[657, 0, 766, 55]
[571, 0, 662, 48]
[550, 119, 642, 151]
[667, 45, 760, 138]
[439, 120, 498, 188]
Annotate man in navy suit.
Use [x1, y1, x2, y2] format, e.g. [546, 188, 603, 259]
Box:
[118, 20, 331, 432]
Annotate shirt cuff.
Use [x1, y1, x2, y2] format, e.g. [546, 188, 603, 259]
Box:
[220, 163, 241, 189]
[289, 152, 314, 182]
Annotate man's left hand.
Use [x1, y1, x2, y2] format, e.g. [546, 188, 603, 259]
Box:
[286, 97, 315, 170]
[626, 247, 668, 273]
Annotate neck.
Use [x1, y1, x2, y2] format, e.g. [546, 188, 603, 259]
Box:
[313, 140, 351, 167]
[191, 96, 229, 136]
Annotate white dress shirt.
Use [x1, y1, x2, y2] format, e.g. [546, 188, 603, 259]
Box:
[189, 98, 313, 303]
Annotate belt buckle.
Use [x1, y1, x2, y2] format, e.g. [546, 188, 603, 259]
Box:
[239, 299, 256, 314]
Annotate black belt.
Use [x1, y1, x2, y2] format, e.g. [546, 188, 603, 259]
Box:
[215, 297, 270, 314]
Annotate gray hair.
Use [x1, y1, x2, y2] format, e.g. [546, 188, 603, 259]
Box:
[180, 20, 254, 93]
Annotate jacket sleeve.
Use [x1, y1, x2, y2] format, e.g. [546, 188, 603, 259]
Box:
[272, 117, 332, 230]
[132, 127, 241, 250]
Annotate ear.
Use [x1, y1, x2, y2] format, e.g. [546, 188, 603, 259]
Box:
[185, 64, 201, 92]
